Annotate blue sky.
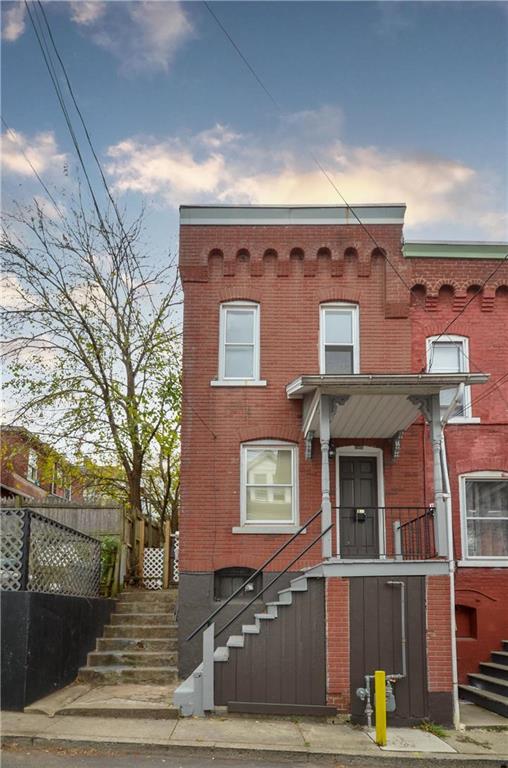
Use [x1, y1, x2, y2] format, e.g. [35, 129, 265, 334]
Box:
[2, 0, 507, 256]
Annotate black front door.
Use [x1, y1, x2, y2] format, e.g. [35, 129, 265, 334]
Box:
[339, 456, 379, 558]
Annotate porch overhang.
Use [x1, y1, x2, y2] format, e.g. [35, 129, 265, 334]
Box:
[286, 373, 489, 439]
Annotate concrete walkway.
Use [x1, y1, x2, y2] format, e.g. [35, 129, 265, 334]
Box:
[2, 709, 508, 764]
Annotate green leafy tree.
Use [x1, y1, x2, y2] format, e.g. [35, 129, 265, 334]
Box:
[1, 197, 181, 523]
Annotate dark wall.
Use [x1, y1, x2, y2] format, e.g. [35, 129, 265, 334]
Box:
[215, 578, 326, 709]
[1, 591, 114, 710]
[177, 570, 294, 679]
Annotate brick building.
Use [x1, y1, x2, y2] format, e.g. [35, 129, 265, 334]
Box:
[174, 205, 508, 725]
[0, 426, 85, 503]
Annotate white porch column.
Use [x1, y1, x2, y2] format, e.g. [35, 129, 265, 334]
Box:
[429, 393, 448, 557]
[320, 395, 332, 559]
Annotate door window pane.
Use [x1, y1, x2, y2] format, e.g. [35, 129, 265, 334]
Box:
[465, 479, 508, 557]
[225, 310, 254, 343]
[325, 311, 352, 344]
[325, 347, 354, 374]
[225, 346, 254, 378]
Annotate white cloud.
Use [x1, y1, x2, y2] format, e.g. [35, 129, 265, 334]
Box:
[89, 1, 193, 74]
[2, 129, 67, 177]
[105, 107, 506, 238]
[69, 1, 106, 26]
[1, 1, 25, 42]
[2, 1, 193, 75]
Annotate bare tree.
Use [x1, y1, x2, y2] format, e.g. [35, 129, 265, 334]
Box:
[1, 195, 181, 523]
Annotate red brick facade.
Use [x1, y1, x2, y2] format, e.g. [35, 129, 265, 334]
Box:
[179, 207, 508, 712]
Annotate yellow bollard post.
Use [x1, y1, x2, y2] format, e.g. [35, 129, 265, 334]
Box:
[374, 670, 387, 747]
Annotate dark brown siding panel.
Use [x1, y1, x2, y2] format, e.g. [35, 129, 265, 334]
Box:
[215, 578, 327, 709]
[350, 576, 428, 726]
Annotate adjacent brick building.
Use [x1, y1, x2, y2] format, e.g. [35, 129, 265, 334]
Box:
[175, 205, 508, 724]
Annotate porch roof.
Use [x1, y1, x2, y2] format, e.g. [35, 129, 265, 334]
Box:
[286, 373, 489, 439]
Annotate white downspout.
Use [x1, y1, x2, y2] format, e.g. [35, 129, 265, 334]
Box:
[441, 425, 460, 729]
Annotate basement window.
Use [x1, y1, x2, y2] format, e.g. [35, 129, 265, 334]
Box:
[214, 567, 262, 601]
[320, 303, 359, 374]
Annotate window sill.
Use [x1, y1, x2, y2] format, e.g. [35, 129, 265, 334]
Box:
[447, 417, 481, 424]
[232, 525, 304, 534]
[211, 380, 267, 387]
[457, 559, 508, 568]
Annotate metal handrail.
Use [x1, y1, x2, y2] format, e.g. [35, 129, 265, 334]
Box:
[215, 522, 332, 639]
[397, 506, 435, 530]
[185, 507, 322, 642]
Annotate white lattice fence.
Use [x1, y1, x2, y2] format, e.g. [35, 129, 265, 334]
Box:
[143, 547, 164, 590]
[171, 532, 179, 584]
[0, 508, 25, 591]
[0, 508, 101, 597]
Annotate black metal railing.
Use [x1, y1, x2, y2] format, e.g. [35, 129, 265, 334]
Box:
[186, 508, 328, 642]
[0, 508, 101, 597]
[333, 506, 436, 560]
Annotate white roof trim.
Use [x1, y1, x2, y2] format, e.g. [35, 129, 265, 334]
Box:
[286, 373, 489, 399]
[180, 204, 406, 226]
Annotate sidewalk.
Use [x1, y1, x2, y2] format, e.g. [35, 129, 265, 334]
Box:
[2, 709, 508, 765]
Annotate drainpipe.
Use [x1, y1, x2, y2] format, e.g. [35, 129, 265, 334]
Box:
[440, 428, 460, 730]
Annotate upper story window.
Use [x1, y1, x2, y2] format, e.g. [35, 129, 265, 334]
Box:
[241, 441, 298, 526]
[320, 303, 359, 374]
[27, 449, 38, 483]
[218, 302, 261, 383]
[460, 472, 508, 561]
[426, 335, 472, 420]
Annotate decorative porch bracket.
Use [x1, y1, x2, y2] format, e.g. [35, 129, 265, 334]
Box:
[320, 394, 349, 558]
[408, 393, 449, 557]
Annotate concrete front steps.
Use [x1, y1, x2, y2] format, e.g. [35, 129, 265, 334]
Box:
[459, 640, 508, 719]
[78, 589, 178, 687]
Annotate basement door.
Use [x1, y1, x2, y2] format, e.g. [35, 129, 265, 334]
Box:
[349, 576, 428, 726]
[339, 457, 379, 558]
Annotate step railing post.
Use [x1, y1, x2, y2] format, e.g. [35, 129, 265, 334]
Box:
[202, 623, 215, 713]
[393, 520, 402, 561]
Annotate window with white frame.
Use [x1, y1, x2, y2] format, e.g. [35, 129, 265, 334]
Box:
[27, 449, 38, 483]
[241, 442, 297, 524]
[426, 335, 471, 419]
[219, 302, 260, 381]
[461, 473, 508, 559]
[320, 303, 359, 374]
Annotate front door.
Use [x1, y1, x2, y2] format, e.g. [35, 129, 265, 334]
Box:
[338, 456, 379, 558]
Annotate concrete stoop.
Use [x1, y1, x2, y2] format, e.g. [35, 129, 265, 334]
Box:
[78, 589, 178, 686]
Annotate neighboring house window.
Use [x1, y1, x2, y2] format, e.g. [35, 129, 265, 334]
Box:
[64, 485, 72, 501]
[460, 472, 508, 559]
[27, 449, 38, 483]
[241, 441, 298, 525]
[219, 302, 260, 382]
[427, 335, 472, 420]
[320, 303, 359, 374]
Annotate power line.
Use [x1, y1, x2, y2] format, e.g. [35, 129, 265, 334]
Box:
[35, 0, 127, 237]
[203, 2, 507, 347]
[24, 1, 106, 228]
[1, 115, 65, 219]
[203, 1, 413, 294]
[453, 372, 508, 420]
[427, 255, 508, 371]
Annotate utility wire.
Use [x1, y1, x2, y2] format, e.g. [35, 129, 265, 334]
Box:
[1, 115, 65, 219]
[453, 372, 508, 420]
[24, 1, 106, 229]
[35, 0, 127, 239]
[204, 0, 508, 377]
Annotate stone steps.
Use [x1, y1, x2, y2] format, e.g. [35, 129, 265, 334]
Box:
[78, 665, 178, 685]
[87, 650, 177, 668]
[96, 637, 176, 653]
[78, 589, 178, 690]
[103, 624, 176, 639]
